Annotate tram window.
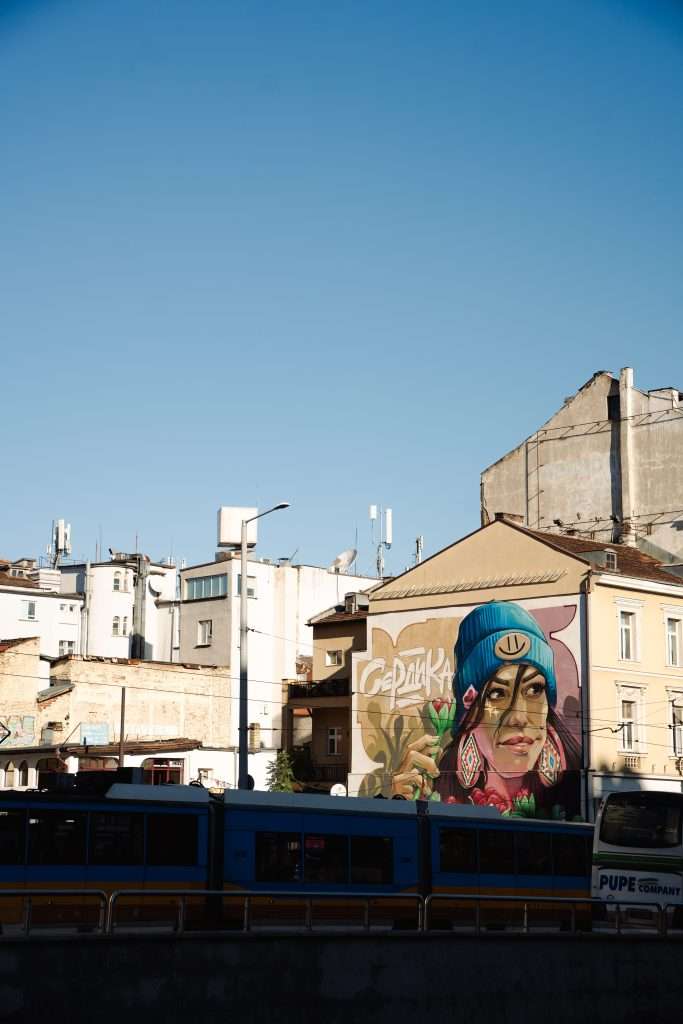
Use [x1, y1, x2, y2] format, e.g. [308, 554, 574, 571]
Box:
[255, 832, 301, 882]
[0, 810, 26, 865]
[515, 831, 552, 875]
[89, 812, 145, 866]
[146, 814, 198, 866]
[479, 829, 514, 875]
[439, 828, 477, 873]
[350, 836, 393, 884]
[304, 834, 348, 883]
[553, 834, 590, 877]
[28, 810, 87, 865]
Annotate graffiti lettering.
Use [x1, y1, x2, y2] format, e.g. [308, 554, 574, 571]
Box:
[359, 648, 452, 709]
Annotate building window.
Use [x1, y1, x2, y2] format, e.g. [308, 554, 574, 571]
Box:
[605, 550, 618, 571]
[60, 603, 66, 611]
[236, 575, 257, 599]
[113, 572, 121, 592]
[18, 762, 29, 787]
[617, 684, 645, 754]
[619, 610, 636, 660]
[5, 763, 16, 788]
[667, 618, 681, 667]
[325, 650, 343, 667]
[185, 574, 228, 601]
[327, 726, 343, 756]
[122, 616, 128, 636]
[112, 616, 120, 636]
[197, 620, 213, 646]
[672, 701, 683, 756]
[621, 700, 636, 751]
[58, 639, 75, 657]
[22, 600, 36, 621]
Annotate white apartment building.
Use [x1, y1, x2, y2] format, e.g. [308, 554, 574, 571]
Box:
[60, 554, 178, 661]
[179, 552, 375, 759]
[0, 566, 82, 658]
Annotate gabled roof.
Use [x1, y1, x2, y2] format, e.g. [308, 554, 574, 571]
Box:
[525, 528, 683, 586]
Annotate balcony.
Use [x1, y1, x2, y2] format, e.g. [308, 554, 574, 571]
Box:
[287, 678, 349, 700]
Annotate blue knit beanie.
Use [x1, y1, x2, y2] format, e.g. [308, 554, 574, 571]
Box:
[453, 602, 556, 726]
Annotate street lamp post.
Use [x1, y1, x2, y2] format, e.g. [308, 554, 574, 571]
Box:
[238, 502, 291, 790]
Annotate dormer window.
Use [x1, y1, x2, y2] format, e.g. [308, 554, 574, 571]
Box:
[605, 550, 618, 571]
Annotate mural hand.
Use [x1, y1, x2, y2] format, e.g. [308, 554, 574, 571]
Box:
[392, 734, 441, 799]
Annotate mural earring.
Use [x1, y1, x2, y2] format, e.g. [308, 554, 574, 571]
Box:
[537, 725, 566, 788]
[456, 731, 483, 789]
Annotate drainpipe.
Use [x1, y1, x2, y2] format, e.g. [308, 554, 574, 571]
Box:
[82, 561, 91, 656]
[619, 367, 637, 546]
[580, 573, 593, 821]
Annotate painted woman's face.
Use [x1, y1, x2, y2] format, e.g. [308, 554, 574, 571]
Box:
[473, 663, 549, 777]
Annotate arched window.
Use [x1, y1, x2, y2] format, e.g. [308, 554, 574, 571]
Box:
[5, 762, 16, 788]
[18, 762, 28, 787]
[113, 571, 121, 592]
[112, 616, 120, 636]
[0, 764, 5, 789]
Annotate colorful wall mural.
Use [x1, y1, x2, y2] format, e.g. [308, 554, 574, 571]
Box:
[352, 597, 583, 819]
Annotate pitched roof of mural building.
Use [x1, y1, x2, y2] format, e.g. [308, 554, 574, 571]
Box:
[480, 366, 683, 562]
[367, 517, 683, 615]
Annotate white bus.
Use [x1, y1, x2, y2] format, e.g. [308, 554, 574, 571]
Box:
[592, 791, 683, 908]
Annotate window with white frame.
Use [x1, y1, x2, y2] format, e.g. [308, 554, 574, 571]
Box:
[667, 617, 681, 668]
[58, 639, 75, 657]
[672, 699, 683, 756]
[122, 616, 128, 636]
[112, 616, 120, 636]
[197, 620, 213, 646]
[619, 610, 637, 660]
[236, 574, 257, 599]
[22, 600, 36, 621]
[113, 572, 122, 592]
[605, 550, 618, 571]
[327, 726, 343, 756]
[617, 684, 645, 753]
[325, 649, 343, 667]
[185, 574, 228, 600]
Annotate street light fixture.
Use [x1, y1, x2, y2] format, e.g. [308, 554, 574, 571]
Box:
[238, 502, 291, 790]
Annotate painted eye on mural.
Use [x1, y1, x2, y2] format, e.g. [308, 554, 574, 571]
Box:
[522, 679, 547, 700]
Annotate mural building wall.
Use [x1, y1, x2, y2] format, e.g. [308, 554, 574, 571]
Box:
[350, 595, 584, 819]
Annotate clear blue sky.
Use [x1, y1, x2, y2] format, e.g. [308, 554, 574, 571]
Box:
[2, 0, 682, 576]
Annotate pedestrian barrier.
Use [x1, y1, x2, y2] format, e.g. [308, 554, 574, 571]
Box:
[1, 889, 681, 939]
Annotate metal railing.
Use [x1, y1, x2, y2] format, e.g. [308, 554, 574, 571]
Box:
[1, 889, 682, 939]
[0, 890, 108, 938]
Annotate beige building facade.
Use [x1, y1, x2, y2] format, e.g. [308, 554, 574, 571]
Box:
[346, 519, 683, 819]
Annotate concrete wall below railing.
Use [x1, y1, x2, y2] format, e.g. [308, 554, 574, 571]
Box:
[1, 934, 682, 1024]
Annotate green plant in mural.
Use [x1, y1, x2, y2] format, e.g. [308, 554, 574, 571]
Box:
[266, 750, 297, 793]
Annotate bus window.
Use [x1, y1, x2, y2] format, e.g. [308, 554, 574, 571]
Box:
[28, 810, 87, 865]
[600, 793, 682, 849]
[553, 834, 590, 877]
[255, 832, 301, 882]
[479, 829, 514, 875]
[304, 834, 348, 884]
[439, 828, 477, 873]
[350, 836, 393, 884]
[89, 812, 145, 866]
[147, 814, 198, 866]
[0, 810, 26, 865]
[515, 831, 552, 875]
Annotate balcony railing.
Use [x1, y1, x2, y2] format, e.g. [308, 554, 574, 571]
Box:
[287, 678, 350, 700]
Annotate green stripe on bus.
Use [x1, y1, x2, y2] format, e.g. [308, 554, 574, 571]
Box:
[593, 852, 683, 871]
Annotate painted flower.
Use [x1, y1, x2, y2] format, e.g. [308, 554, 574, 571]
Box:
[470, 786, 513, 815]
[427, 698, 456, 739]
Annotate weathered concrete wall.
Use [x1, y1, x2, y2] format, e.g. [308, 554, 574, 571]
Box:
[1, 934, 682, 1024]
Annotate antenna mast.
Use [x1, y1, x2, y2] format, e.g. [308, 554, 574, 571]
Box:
[370, 504, 392, 579]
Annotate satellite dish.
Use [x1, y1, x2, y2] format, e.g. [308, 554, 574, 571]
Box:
[330, 783, 347, 797]
[328, 548, 357, 574]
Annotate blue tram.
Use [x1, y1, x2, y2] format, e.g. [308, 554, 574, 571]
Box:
[0, 776, 593, 901]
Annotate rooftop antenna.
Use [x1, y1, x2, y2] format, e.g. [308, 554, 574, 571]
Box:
[50, 519, 72, 568]
[415, 535, 424, 565]
[370, 504, 392, 578]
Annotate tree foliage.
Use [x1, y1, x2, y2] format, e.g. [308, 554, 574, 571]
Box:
[266, 750, 296, 793]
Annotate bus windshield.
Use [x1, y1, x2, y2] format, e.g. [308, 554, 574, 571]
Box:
[600, 793, 682, 849]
